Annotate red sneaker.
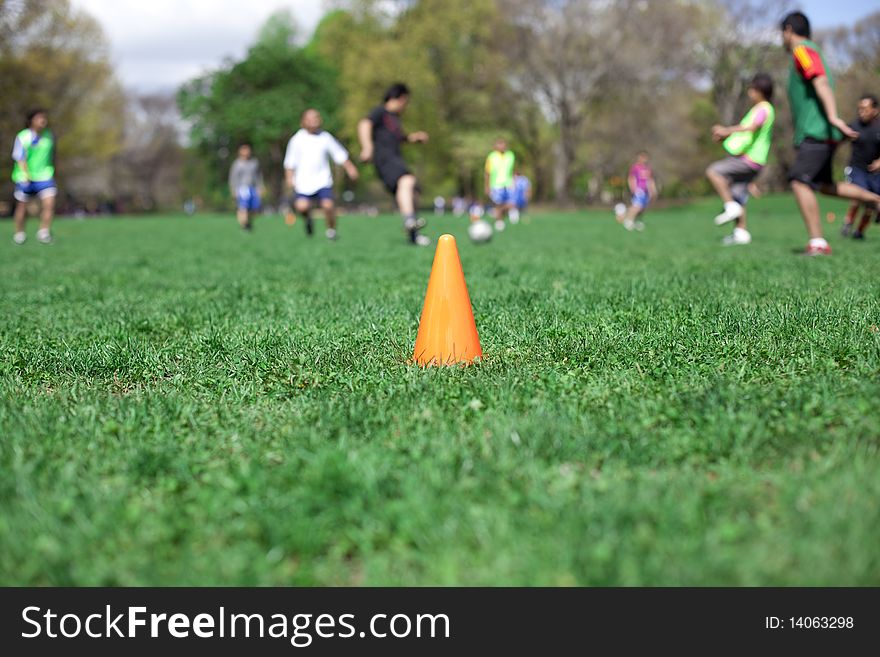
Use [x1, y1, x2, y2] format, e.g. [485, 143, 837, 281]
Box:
[804, 242, 832, 256]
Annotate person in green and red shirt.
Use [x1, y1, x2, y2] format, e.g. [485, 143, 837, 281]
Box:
[781, 12, 880, 256]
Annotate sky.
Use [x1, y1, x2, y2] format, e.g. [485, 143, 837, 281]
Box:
[71, 0, 327, 92]
[70, 0, 879, 93]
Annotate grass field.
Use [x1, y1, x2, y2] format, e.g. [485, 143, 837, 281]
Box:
[2, 196, 879, 586]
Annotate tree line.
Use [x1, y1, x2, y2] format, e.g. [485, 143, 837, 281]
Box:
[1, 0, 878, 212]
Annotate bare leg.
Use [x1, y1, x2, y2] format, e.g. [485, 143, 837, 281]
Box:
[792, 180, 823, 240]
[236, 207, 249, 228]
[856, 207, 876, 234]
[706, 167, 733, 203]
[844, 201, 859, 226]
[320, 198, 337, 231]
[396, 175, 417, 218]
[818, 182, 880, 206]
[737, 207, 748, 231]
[295, 198, 313, 235]
[13, 200, 27, 234]
[624, 205, 643, 224]
[39, 195, 55, 231]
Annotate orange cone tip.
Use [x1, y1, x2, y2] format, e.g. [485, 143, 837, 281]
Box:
[413, 234, 482, 366]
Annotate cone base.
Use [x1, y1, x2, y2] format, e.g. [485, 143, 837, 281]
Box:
[412, 234, 482, 367]
[413, 351, 482, 367]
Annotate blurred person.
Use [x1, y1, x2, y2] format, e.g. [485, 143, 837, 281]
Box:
[452, 195, 467, 217]
[780, 12, 880, 255]
[357, 83, 430, 246]
[511, 168, 532, 223]
[484, 137, 516, 230]
[840, 94, 880, 240]
[469, 198, 486, 223]
[706, 73, 776, 246]
[228, 143, 263, 232]
[615, 151, 656, 231]
[284, 108, 359, 241]
[433, 195, 446, 215]
[11, 108, 57, 245]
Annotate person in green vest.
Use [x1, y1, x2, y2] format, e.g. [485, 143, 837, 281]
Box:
[11, 108, 57, 245]
[781, 11, 880, 256]
[706, 73, 776, 246]
[484, 137, 516, 232]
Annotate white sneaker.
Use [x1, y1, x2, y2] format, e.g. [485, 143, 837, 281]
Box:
[633, 221, 645, 232]
[413, 234, 431, 246]
[714, 201, 744, 226]
[623, 219, 635, 231]
[721, 227, 751, 246]
[36, 228, 53, 244]
[13, 231, 26, 245]
[494, 220, 506, 232]
[325, 228, 338, 241]
[509, 208, 520, 224]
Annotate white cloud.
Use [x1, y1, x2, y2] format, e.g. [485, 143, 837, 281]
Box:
[70, 0, 327, 92]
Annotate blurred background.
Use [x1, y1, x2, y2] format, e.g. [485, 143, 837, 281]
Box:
[0, 0, 877, 216]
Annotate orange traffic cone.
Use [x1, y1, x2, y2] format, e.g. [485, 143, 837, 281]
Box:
[413, 234, 482, 366]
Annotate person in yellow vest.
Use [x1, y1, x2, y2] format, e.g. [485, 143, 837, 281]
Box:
[484, 138, 516, 232]
[11, 108, 57, 245]
[706, 74, 776, 246]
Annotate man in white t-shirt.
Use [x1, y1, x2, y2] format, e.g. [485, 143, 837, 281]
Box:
[284, 109, 359, 240]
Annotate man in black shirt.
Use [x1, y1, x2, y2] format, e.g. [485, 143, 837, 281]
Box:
[841, 94, 880, 239]
[358, 83, 431, 246]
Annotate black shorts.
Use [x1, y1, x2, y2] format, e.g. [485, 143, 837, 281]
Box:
[374, 156, 414, 194]
[789, 139, 837, 189]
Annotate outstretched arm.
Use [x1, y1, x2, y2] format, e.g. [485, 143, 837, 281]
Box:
[343, 159, 359, 181]
[712, 122, 757, 140]
[712, 106, 769, 141]
[357, 119, 374, 162]
[813, 76, 858, 140]
[12, 137, 30, 180]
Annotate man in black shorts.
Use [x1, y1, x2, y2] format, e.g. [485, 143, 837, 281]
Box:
[358, 83, 431, 246]
[840, 94, 880, 240]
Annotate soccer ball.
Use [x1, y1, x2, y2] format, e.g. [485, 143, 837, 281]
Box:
[467, 219, 493, 244]
[614, 203, 627, 218]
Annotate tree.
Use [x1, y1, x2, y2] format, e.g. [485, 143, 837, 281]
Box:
[112, 94, 184, 211]
[318, 1, 519, 198]
[178, 10, 342, 205]
[0, 0, 124, 199]
[706, 0, 795, 124]
[498, 0, 710, 202]
[823, 11, 880, 112]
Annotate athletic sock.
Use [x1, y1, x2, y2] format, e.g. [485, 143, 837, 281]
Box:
[809, 237, 829, 249]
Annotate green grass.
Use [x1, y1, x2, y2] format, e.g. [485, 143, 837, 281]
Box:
[1, 196, 879, 586]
